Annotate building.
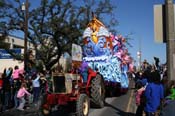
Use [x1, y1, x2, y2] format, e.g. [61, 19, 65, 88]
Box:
[0, 33, 33, 72]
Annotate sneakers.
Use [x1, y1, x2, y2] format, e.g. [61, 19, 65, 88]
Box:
[17, 107, 24, 111]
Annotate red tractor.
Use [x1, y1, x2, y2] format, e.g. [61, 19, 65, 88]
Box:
[40, 67, 105, 116]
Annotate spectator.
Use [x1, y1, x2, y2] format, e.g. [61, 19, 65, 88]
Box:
[144, 70, 164, 116]
[17, 82, 31, 110]
[13, 78, 21, 108]
[141, 59, 149, 72]
[160, 100, 175, 116]
[2, 68, 13, 111]
[12, 65, 24, 80]
[0, 73, 3, 89]
[135, 81, 146, 116]
[32, 72, 40, 103]
[167, 80, 175, 99]
[154, 57, 160, 71]
[160, 81, 175, 116]
[163, 80, 175, 105]
[12, 66, 25, 109]
[0, 73, 3, 112]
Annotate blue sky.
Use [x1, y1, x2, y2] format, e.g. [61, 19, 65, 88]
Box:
[23, 0, 173, 65]
[113, 0, 168, 65]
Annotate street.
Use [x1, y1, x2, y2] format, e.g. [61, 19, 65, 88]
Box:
[89, 80, 135, 116]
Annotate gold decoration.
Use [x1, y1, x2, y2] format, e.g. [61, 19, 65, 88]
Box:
[87, 16, 105, 43]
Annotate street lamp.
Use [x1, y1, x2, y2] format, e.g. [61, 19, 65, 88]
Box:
[137, 51, 141, 71]
[22, 0, 29, 71]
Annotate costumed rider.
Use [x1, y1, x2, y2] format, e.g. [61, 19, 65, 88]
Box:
[79, 61, 89, 82]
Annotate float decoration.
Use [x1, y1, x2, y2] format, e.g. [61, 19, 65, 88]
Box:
[82, 16, 133, 88]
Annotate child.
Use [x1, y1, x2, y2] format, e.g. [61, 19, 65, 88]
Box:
[32, 72, 40, 103]
[17, 82, 31, 110]
[166, 80, 175, 100]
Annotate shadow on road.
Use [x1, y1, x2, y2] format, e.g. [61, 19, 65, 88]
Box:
[105, 102, 135, 116]
[0, 108, 74, 116]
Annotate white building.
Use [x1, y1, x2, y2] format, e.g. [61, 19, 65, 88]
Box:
[0, 34, 33, 72]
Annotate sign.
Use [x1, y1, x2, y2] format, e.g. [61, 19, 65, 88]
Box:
[154, 4, 166, 43]
[72, 44, 82, 61]
[154, 4, 175, 43]
[0, 49, 21, 59]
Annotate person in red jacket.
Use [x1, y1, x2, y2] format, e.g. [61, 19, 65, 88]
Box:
[0, 75, 3, 89]
[0, 74, 3, 111]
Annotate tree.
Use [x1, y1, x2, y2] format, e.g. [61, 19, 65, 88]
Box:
[0, 0, 8, 48]
[0, 0, 118, 70]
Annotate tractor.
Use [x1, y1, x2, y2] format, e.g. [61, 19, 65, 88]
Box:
[40, 64, 105, 116]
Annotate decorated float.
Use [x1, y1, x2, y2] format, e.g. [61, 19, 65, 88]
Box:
[81, 16, 133, 95]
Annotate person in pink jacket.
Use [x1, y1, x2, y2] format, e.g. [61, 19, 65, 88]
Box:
[135, 81, 147, 116]
[17, 82, 31, 110]
[12, 65, 24, 80]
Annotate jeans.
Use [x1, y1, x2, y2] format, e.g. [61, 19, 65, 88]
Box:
[33, 87, 40, 103]
[14, 91, 19, 108]
[135, 105, 144, 116]
[17, 97, 25, 110]
[2, 92, 10, 111]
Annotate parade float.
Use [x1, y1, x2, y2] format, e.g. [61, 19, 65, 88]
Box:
[81, 16, 133, 95]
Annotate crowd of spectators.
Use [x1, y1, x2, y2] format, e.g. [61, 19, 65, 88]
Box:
[0, 65, 51, 112]
[133, 58, 175, 116]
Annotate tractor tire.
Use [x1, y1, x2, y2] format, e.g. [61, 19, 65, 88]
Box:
[90, 74, 105, 108]
[40, 94, 50, 116]
[76, 94, 90, 116]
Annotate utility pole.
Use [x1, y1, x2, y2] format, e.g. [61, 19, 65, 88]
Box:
[165, 0, 175, 81]
[137, 38, 142, 71]
[139, 37, 142, 71]
[22, 0, 29, 71]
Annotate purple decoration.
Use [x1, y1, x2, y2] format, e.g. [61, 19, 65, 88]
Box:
[80, 61, 89, 72]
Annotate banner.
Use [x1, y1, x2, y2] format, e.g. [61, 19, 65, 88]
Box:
[0, 49, 21, 59]
[72, 44, 82, 61]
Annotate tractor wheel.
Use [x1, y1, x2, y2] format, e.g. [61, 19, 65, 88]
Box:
[90, 74, 105, 108]
[76, 94, 90, 116]
[40, 94, 51, 116]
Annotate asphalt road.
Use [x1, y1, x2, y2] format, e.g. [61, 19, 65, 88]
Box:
[89, 80, 136, 116]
